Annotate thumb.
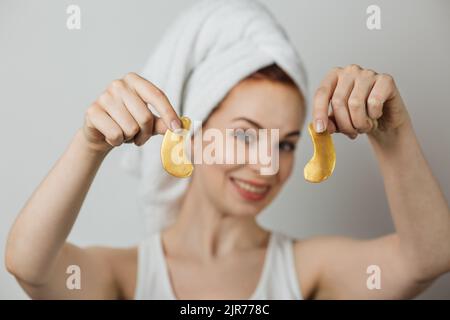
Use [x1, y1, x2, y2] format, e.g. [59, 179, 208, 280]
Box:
[153, 117, 170, 135]
[326, 111, 337, 134]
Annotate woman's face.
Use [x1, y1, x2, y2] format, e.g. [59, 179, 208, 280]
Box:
[191, 78, 305, 217]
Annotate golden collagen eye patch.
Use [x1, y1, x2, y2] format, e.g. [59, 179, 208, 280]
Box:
[161, 116, 193, 178]
[304, 122, 336, 183]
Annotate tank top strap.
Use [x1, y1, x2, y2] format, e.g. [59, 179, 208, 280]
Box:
[250, 232, 303, 300]
[134, 232, 175, 300]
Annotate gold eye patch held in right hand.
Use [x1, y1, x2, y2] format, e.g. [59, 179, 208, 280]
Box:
[304, 122, 336, 183]
[161, 116, 194, 178]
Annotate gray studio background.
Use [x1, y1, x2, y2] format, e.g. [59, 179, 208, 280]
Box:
[1, 0, 449, 299]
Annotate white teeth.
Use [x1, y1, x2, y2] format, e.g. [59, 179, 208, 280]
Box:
[233, 179, 269, 194]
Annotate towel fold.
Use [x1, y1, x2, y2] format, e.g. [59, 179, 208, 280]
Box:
[120, 0, 308, 234]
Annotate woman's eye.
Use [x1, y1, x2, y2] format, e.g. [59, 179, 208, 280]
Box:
[279, 141, 296, 152]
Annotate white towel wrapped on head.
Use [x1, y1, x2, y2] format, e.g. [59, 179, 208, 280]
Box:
[120, 0, 309, 234]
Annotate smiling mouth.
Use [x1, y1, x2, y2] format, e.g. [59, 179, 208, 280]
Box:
[229, 177, 271, 201]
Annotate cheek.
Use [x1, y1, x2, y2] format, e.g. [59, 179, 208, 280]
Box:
[195, 162, 231, 193]
[277, 153, 295, 184]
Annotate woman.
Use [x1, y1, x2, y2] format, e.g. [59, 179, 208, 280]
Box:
[5, 0, 450, 299]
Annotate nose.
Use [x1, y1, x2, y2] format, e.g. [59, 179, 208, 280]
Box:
[247, 157, 279, 176]
[246, 137, 279, 176]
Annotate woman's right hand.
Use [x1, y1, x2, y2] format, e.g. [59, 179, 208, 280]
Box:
[82, 72, 182, 153]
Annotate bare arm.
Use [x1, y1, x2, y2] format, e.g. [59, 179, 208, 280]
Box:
[368, 115, 450, 280]
[295, 65, 450, 299]
[5, 72, 181, 299]
[6, 130, 116, 298]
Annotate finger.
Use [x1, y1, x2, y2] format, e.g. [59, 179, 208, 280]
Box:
[331, 73, 357, 136]
[312, 68, 339, 133]
[367, 73, 396, 120]
[86, 103, 124, 147]
[348, 74, 377, 134]
[98, 90, 140, 141]
[153, 116, 170, 135]
[123, 72, 181, 132]
[328, 110, 355, 138]
[326, 110, 338, 134]
[116, 84, 155, 146]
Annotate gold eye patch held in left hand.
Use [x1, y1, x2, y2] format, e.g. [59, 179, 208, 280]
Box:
[304, 122, 336, 183]
[161, 116, 194, 178]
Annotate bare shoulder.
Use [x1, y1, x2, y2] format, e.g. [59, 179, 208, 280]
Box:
[87, 245, 138, 300]
[292, 236, 344, 299]
[293, 234, 433, 299]
[292, 235, 380, 299]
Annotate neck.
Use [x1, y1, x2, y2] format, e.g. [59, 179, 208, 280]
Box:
[163, 178, 270, 260]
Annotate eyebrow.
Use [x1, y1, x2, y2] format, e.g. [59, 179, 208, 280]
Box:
[232, 117, 301, 138]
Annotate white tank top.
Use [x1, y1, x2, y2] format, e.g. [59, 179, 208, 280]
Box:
[134, 231, 303, 299]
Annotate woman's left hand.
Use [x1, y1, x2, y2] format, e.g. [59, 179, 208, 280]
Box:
[312, 64, 410, 139]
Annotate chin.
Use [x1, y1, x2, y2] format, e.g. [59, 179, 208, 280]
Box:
[221, 205, 262, 218]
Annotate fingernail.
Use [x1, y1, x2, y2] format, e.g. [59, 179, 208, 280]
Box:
[315, 119, 325, 133]
[171, 119, 181, 131]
